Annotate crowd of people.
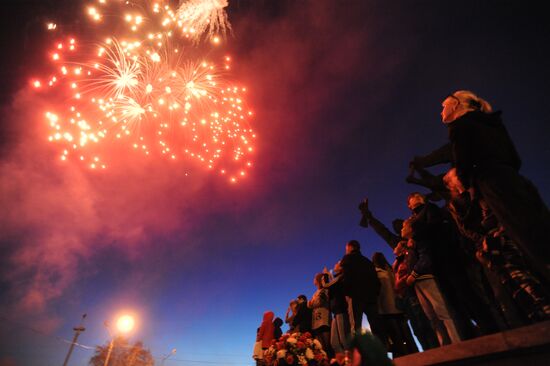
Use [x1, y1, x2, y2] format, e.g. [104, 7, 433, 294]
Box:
[253, 90, 550, 366]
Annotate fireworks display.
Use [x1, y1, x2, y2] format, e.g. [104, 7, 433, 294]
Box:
[34, 0, 255, 183]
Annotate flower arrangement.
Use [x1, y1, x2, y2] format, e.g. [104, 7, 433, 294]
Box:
[263, 332, 330, 366]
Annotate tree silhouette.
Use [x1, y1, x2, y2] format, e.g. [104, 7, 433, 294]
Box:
[89, 336, 154, 366]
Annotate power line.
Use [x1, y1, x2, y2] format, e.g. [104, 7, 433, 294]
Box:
[0, 314, 95, 350]
[0, 314, 254, 365]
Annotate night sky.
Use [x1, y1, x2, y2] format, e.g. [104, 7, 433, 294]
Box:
[1, 1, 550, 365]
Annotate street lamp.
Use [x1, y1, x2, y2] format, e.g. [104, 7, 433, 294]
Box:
[103, 314, 135, 366]
[116, 315, 135, 334]
[160, 348, 176, 366]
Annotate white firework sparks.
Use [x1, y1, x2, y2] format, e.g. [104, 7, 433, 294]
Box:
[176, 0, 232, 43]
[87, 40, 142, 99]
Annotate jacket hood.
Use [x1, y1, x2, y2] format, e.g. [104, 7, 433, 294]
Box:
[263, 311, 274, 322]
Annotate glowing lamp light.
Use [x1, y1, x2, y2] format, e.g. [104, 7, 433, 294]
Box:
[116, 315, 135, 333]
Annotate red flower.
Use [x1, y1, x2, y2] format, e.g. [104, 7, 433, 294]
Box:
[285, 354, 295, 364]
[314, 353, 324, 361]
[303, 332, 312, 338]
[297, 341, 306, 350]
[271, 339, 277, 346]
[276, 342, 284, 350]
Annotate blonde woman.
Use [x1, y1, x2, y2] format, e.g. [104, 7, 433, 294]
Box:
[441, 90, 550, 284]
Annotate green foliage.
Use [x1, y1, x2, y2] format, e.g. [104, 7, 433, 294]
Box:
[89, 336, 154, 366]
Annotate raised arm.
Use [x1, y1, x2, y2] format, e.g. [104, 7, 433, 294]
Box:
[359, 198, 401, 249]
[410, 143, 452, 169]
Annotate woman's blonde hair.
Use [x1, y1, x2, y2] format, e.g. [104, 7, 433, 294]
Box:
[451, 90, 493, 113]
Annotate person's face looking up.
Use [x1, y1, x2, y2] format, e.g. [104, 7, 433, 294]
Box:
[441, 96, 459, 123]
[401, 219, 413, 239]
[407, 194, 424, 211]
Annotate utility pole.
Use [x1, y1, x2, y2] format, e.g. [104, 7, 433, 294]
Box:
[62, 313, 87, 366]
[103, 338, 115, 366]
[103, 315, 135, 366]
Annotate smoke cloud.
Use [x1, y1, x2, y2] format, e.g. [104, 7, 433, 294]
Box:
[0, 0, 405, 335]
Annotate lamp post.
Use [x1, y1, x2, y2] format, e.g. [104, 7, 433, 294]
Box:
[103, 337, 115, 366]
[160, 348, 176, 366]
[103, 315, 135, 366]
[61, 313, 87, 366]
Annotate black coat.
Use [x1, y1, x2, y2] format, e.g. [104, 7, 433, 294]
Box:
[411, 111, 520, 188]
[325, 274, 348, 315]
[292, 302, 312, 333]
[448, 111, 521, 188]
[340, 250, 380, 303]
[450, 111, 550, 281]
[408, 203, 442, 276]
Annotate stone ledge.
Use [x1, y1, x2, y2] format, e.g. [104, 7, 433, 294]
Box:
[393, 321, 550, 366]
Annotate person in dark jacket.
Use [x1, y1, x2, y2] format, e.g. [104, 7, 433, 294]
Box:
[273, 317, 283, 340]
[402, 193, 461, 346]
[358, 198, 439, 350]
[340, 240, 386, 347]
[419, 195, 503, 339]
[401, 166, 505, 340]
[413, 90, 550, 284]
[323, 261, 350, 355]
[444, 168, 550, 322]
[292, 294, 312, 333]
